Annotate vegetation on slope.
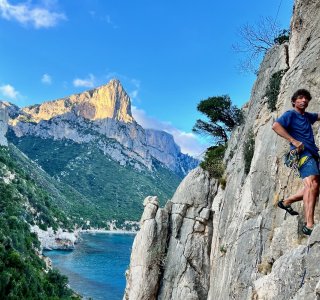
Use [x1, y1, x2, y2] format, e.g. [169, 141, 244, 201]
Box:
[9, 144, 103, 229]
[0, 146, 78, 299]
[8, 134, 181, 224]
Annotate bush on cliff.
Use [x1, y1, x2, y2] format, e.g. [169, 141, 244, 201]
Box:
[200, 145, 226, 179]
[193, 95, 243, 145]
[274, 29, 290, 45]
[243, 128, 255, 175]
[265, 69, 288, 111]
[193, 95, 243, 181]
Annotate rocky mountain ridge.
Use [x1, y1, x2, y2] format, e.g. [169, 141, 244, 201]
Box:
[124, 1, 320, 299]
[18, 79, 133, 123]
[3, 79, 197, 176]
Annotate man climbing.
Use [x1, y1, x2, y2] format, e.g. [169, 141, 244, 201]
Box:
[272, 89, 320, 235]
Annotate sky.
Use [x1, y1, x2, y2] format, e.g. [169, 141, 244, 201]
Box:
[0, 0, 294, 157]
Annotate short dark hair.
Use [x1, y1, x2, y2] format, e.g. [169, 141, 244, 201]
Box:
[291, 89, 312, 107]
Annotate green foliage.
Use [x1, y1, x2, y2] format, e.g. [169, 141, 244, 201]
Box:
[200, 145, 226, 179]
[220, 245, 227, 254]
[243, 129, 255, 175]
[193, 95, 243, 145]
[219, 176, 227, 190]
[274, 29, 290, 45]
[265, 69, 288, 111]
[7, 134, 181, 225]
[0, 146, 78, 299]
[194, 95, 243, 183]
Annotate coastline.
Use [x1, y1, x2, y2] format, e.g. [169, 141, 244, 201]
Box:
[44, 232, 135, 300]
[79, 228, 137, 235]
[33, 223, 139, 252]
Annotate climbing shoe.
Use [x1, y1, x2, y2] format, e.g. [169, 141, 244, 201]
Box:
[302, 225, 313, 236]
[277, 200, 299, 215]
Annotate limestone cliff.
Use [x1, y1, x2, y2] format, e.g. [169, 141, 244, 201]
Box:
[22, 79, 133, 123]
[124, 1, 320, 299]
[124, 170, 217, 300]
[4, 80, 197, 176]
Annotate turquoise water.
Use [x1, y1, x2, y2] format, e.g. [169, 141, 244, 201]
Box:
[44, 233, 135, 300]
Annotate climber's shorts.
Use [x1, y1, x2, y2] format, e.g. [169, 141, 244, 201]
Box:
[299, 156, 320, 179]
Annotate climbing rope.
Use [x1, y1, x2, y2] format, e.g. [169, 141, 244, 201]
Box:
[299, 239, 311, 288]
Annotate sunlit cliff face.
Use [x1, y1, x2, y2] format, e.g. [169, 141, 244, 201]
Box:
[20, 79, 134, 123]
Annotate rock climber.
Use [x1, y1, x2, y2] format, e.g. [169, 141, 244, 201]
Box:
[272, 88, 320, 235]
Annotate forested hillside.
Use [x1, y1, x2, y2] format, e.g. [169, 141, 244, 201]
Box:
[0, 146, 78, 299]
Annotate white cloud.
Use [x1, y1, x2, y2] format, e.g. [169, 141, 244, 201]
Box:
[0, 0, 66, 29]
[128, 79, 140, 102]
[0, 84, 20, 99]
[132, 106, 209, 158]
[129, 80, 140, 100]
[73, 74, 95, 88]
[41, 73, 52, 84]
[129, 90, 139, 100]
[88, 10, 117, 29]
[102, 14, 117, 28]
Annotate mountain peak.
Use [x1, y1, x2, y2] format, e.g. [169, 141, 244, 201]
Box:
[22, 79, 134, 123]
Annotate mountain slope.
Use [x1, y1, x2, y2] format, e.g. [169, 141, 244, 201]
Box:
[3, 79, 197, 224]
[0, 145, 79, 299]
[8, 132, 182, 223]
[8, 143, 106, 227]
[5, 79, 198, 177]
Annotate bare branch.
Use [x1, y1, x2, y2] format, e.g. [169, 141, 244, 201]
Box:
[232, 16, 284, 73]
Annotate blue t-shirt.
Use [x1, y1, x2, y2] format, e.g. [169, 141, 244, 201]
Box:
[276, 110, 319, 157]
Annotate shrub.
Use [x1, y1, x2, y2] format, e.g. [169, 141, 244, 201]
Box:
[219, 176, 227, 190]
[220, 245, 227, 254]
[244, 129, 255, 175]
[200, 145, 226, 179]
[193, 95, 243, 145]
[274, 29, 290, 45]
[265, 69, 288, 111]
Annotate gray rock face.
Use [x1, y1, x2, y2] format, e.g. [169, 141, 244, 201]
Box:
[254, 225, 320, 300]
[3, 80, 198, 176]
[157, 168, 217, 300]
[0, 102, 8, 146]
[124, 169, 218, 300]
[145, 129, 198, 175]
[124, 196, 169, 300]
[124, 0, 320, 299]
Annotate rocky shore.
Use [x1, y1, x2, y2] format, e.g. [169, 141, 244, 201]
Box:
[31, 223, 138, 251]
[31, 225, 79, 251]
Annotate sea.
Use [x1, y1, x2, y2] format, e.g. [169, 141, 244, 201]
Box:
[44, 232, 135, 300]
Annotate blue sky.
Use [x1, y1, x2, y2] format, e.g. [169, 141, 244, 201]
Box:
[0, 0, 293, 157]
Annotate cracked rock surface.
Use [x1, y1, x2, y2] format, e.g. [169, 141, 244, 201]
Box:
[124, 1, 320, 299]
[124, 169, 217, 300]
